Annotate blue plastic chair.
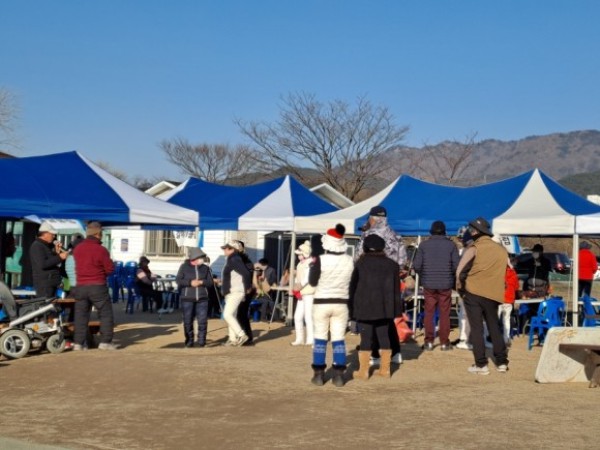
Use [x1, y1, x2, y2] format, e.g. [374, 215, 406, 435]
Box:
[581, 295, 600, 327]
[528, 298, 565, 350]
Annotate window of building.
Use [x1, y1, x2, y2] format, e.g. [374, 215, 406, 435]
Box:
[145, 230, 185, 256]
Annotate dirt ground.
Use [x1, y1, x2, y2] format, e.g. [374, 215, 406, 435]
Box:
[0, 305, 598, 450]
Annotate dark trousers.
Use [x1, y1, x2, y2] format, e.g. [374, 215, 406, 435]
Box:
[182, 300, 209, 345]
[237, 296, 253, 342]
[423, 288, 452, 345]
[371, 320, 401, 357]
[359, 319, 390, 351]
[464, 292, 508, 367]
[34, 282, 59, 299]
[579, 280, 593, 298]
[141, 289, 163, 312]
[74, 284, 114, 345]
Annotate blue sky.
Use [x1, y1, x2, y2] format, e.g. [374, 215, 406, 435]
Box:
[2, 1, 599, 181]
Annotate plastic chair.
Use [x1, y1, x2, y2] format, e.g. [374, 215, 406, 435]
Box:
[580, 295, 600, 327]
[528, 298, 565, 350]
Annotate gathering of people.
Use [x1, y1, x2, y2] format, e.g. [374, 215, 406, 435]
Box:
[10, 206, 596, 388]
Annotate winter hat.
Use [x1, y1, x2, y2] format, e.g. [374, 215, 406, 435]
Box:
[532, 243, 544, 253]
[363, 234, 385, 253]
[38, 221, 57, 234]
[322, 224, 348, 253]
[369, 206, 387, 217]
[430, 220, 446, 236]
[139, 256, 150, 265]
[220, 240, 243, 252]
[295, 240, 312, 258]
[468, 217, 493, 236]
[189, 247, 207, 260]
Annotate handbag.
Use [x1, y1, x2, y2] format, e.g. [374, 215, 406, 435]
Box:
[394, 314, 414, 343]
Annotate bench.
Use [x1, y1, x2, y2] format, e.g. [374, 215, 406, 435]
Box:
[559, 343, 600, 388]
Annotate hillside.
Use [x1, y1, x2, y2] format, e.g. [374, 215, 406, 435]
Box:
[383, 129, 600, 186]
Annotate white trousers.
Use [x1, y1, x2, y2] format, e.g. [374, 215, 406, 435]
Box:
[223, 291, 245, 341]
[293, 295, 314, 344]
[458, 298, 471, 342]
[498, 303, 513, 343]
[312, 303, 349, 342]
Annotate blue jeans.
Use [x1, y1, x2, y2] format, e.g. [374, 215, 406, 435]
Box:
[182, 301, 209, 345]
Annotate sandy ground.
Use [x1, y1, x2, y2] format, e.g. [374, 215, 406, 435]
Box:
[0, 305, 598, 450]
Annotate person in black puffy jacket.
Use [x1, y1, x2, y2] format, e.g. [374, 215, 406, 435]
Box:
[176, 247, 214, 348]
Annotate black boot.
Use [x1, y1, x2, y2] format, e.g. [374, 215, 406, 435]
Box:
[311, 364, 326, 386]
[332, 365, 346, 387]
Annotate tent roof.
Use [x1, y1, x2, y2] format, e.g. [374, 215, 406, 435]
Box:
[0, 151, 199, 226]
[165, 175, 338, 230]
[294, 169, 600, 236]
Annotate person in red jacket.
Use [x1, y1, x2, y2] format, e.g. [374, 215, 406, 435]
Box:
[578, 241, 598, 297]
[72, 221, 117, 351]
[500, 259, 520, 346]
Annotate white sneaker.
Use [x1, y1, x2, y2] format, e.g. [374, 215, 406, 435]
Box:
[167, 308, 174, 313]
[98, 342, 120, 351]
[392, 353, 403, 364]
[467, 364, 490, 375]
[290, 341, 304, 346]
[234, 334, 249, 347]
[496, 364, 509, 373]
[156, 308, 168, 314]
[456, 340, 473, 350]
[369, 357, 381, 367]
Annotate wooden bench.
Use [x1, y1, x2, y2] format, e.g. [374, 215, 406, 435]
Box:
[559, 343, 600, 388]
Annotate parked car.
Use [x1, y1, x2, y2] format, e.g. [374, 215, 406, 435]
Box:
[515, 252, 572, 275]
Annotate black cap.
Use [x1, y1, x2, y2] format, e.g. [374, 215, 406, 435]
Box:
[468, 217, 493, 236]
[532, 244, 544, 252]
[363, 234, 385, 252]
[369, 206, 387, 217]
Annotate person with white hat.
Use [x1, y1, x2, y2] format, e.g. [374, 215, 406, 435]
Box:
[308, 224, 354, 387]
[290, 240, 315, 346]
[29, 221, 68, 298]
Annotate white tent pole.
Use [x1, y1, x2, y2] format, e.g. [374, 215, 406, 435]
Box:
[287, 232, 297, 326]
[412, 235, 422, 333]
[572, 234, 579, 328]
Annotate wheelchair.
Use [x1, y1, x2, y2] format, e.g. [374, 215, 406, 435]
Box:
[0, 281, 66, 359]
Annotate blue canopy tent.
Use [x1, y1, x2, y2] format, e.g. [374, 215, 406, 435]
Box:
[164, 175, 338, 231]
[0, 151, 198, 227]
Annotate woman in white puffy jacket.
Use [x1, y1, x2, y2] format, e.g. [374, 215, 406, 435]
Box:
[291, 240, 315, 346]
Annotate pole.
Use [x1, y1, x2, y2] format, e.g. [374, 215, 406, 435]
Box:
[572, 234, 579, 327]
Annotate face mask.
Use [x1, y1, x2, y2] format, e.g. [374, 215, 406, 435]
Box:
[532, 252, 540, 259]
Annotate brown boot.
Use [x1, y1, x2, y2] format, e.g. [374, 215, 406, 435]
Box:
[355, 351, 371, 380]
[378, 349, 392, 378]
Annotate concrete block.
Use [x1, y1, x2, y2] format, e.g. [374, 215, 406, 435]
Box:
[535, 327, 600, 384]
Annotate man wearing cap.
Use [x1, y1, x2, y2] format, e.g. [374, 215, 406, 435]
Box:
[29, 221, 68, 298]
[72, 221, 117, 351]
[355, 205, 407, 366]
[456, 217, 509, 375]
[220, 240, 252, 346]
[413, 220, 459, 351]
[176, 248, 214, 347]
[578, 241, 598, 297]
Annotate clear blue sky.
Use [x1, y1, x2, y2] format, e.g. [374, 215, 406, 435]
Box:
[2, 1, 599, 181]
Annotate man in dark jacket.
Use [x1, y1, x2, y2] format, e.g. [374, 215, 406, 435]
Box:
[72, 221, 117, 351]
[29, 221, 68, 298]
[413, 220, 459, 351]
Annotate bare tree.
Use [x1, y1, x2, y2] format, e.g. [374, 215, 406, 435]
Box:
[0, 87, 20, 152]
[95, 160, 130, 182]
[159, 138, 260, 183]
[408, 132, 480, 185]
[236, 93, 409, 200]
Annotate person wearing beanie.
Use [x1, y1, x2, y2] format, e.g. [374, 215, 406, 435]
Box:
[308, 224, 354, 387]
[413, 220, 459, 351]
[176, 248, 214, 347]
[578, 241, 598, 297]
[522, 243, 551, 297]
[349, 234, 401, 380]
[290, 240, 315, 346]
[456, 217, 509, 375]
[235, 240, 256, 346]
[135, 256, 164, 313]
[355, 205, 407, 367]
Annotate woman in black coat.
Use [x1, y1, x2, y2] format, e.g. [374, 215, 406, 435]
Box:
[349, 234, 401, 380]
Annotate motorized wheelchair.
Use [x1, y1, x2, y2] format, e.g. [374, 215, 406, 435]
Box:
[0, 281, 66, 359]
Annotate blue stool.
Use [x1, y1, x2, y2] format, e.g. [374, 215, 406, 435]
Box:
[249, 300, 261, 322]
